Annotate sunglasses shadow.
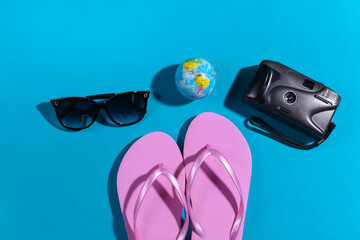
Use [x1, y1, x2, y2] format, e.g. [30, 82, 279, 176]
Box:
[37, 102, 77, 132]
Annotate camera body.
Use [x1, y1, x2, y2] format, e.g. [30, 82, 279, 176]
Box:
[244, 60, 341, 138]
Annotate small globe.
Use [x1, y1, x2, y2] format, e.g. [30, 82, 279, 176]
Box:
[175, 58, 216, 100]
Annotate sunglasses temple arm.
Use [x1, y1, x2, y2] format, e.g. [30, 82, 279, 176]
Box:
[86, 93, 117, 100]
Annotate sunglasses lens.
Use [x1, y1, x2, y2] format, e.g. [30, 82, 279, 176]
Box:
[57, 99, 97, 129]
[107, 93, 146, 124]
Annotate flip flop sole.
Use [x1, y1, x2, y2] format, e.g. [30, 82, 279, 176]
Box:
[117, 132, 186, 240]
[183, 112, 252, 240]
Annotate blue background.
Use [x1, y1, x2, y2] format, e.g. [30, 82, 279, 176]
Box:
[1, 0, 359, 239]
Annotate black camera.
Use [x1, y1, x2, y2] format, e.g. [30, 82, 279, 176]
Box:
[244, 60, 341, 149]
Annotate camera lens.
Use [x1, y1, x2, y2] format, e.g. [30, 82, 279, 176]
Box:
[284, 91, 296, 104]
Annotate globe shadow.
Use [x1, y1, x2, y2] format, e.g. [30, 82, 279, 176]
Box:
[151, 65, 193, 106]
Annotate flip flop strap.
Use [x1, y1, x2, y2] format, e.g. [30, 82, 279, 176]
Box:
[133, 164, 189, 240]
[186, 144, 245, 240]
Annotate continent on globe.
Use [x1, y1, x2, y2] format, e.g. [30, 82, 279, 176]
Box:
[183, 58, 202, 72]
[194, 73, 210, 95]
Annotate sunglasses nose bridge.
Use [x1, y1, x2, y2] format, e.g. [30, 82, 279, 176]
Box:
[97, 102, 107, 109]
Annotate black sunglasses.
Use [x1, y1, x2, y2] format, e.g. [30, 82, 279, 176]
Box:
[50, 91, 150, 130]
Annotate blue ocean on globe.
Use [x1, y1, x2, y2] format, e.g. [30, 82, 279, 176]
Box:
[175, 58, 217, 100]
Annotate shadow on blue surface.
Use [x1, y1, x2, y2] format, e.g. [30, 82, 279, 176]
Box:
[177, 116, 196, 240]
[108, 138, 139, 240]
[37, 102, 76, 132]
[152, 65, 193, 106]
[176, 116, 195, 152]
[225, 66, 315, 148]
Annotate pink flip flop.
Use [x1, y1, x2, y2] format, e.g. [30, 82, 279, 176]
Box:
[183, 112, 252, 240]
[117, 132, 189, 240]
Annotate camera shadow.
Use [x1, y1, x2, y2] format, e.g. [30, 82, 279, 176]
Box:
[224, 66, 315, 148]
